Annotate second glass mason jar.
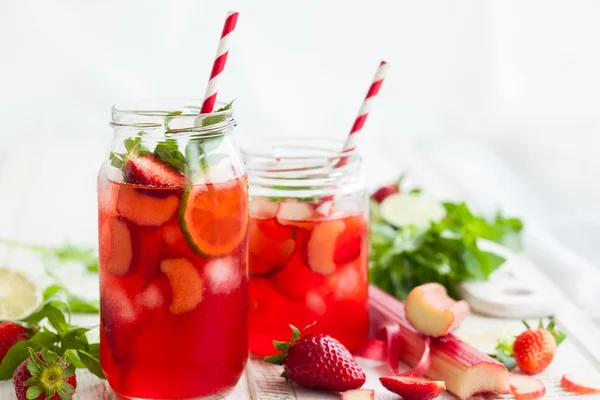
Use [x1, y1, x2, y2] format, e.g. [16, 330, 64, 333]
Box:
[98, 99, 248, 399]
[242, 138, 369, 356]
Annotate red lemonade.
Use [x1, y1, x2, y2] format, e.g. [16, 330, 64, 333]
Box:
[247, 199, 369, 356]
[98, 173, 248, 399]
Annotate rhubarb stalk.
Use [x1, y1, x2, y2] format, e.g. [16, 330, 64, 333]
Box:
[369, 286, 510, 399]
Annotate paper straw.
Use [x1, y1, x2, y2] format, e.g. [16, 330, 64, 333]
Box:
[335, 61, 388, 167]
[200, 10, 239, 114]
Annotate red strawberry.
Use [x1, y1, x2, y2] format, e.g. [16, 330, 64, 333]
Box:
[0, 322, 30, 363]
[379, 376, 445, 400]
[371, 184, 400, 203]
[264, 324, 366, 391]
[13, 348, 77, 400]
[513, 320, 564, 374]
[125, 154, 186, 187]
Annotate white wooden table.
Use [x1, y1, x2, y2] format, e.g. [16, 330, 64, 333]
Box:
[1, 139, 599, 399]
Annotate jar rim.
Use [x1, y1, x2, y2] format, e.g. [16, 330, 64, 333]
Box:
[241, 137, 357, 161]
[110, 98, 235, 136]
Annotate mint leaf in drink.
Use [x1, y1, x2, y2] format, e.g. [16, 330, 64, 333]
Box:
[154, 139, 186, 173]
[200, 100, 234, 127]
[369, 181, 523, 300]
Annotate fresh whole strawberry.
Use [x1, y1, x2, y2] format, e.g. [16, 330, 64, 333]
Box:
[513, 319, 565, 374]
[371, 184, 400, 203]
[13, 348, 77, 400]
[380, 376, 445, 400]
[0, 322, 31, 363]
[264, 323, 366, 391]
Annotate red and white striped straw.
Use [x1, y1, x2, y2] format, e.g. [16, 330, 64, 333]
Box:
[200, 10, 239, 114]
[336, 60, 388, 167]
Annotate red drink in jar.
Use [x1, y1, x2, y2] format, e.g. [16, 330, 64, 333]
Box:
[98, 99, 248, 399]
[243, 138, 369, 356]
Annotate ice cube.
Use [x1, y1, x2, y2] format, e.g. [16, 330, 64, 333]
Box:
[306, 290, 328, 316]
[138, 283, 164, 309]
[102, 284, 136, 324]
[205, 257, 241, 294]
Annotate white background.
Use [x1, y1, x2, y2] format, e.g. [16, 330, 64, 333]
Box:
[1, 1, 599, 268]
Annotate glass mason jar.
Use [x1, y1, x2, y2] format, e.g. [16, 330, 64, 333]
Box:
[242, 138, 369, 356]
[97, 99, 248, 400]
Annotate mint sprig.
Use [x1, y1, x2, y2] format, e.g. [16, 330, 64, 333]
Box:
[369, 188, 524, 300]
[0, 289, 103, 380]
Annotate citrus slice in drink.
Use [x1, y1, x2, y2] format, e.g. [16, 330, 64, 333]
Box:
[0, 267, 42, 320]
[179, 178, 248, 257]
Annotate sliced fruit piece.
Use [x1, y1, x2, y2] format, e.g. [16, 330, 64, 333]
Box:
[0, 268, 42, 320]
[105, 218, 133, 276]
[333, 215, 367, 265]
[305, 220, 345, 275]
[179, 179, 248, 257]
[125, 154, 186, 187]
[561, 373, 600, 394]
[405, 283, 470, 337]
[276, 200, 315, 226]
[248, 218, 296, 275]
[509, 375, 546, 400]
[249, 196, 279, 219]
[205, 256, 242, 294]
[340, 389, 375, 400]
[380, 193, 445, 228]
[160, 258, 203, 314]
[370, 286, 510, 399]
[315, 200, 333, 217]
[273, 256, 325, 300]
[380, 376, 445, 400]
[117, 186, 179, 226]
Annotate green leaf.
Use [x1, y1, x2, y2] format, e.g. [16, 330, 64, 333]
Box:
[263, 353, 286, 365]
[272, 341, 289, 352]
[26, 385, 44, 399]
[78, 348, 105, 380]
[290, 325, 301, 342]
[25, 292, 70, 336]
[200, 100, 234, 127]
[55, 381, 75, 400]
[62, 350, 85, 369]
[0, 332, 58, 379]
[154, 139, 186, 173]
[44, 284, 99, 314]
[41, 348, 58, 367]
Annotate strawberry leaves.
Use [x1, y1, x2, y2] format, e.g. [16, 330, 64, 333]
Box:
[23, 348, 76, 400]
[264, 322, 315, 366]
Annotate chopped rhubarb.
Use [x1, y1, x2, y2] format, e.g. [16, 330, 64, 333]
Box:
[561, 373, 600, 394]
[370, 286, 510, 399]
[509, 375, 546, 400]
[117, 187, 179, 226]
[160, 258, 203, 314]
[305, 220, 346, 275]
[405, 283, 470, 337]
[125, 154, 186, 187]
[105, 218, 133, 276]
[340, 389, 375, 400]
[380, 376, 445, 400]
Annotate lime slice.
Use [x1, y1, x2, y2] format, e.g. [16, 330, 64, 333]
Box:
[0, 267, 42, 320]
[380, 193, 446, 228]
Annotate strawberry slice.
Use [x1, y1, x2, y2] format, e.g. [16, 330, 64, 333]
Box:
[125, 154, 186, 187]
[380, 376, 445, 400]
[160, 257, 203, 314]
[249, 218, 296, 276]
[272, 256, 325, 300]
[333, 215, 367, 265]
